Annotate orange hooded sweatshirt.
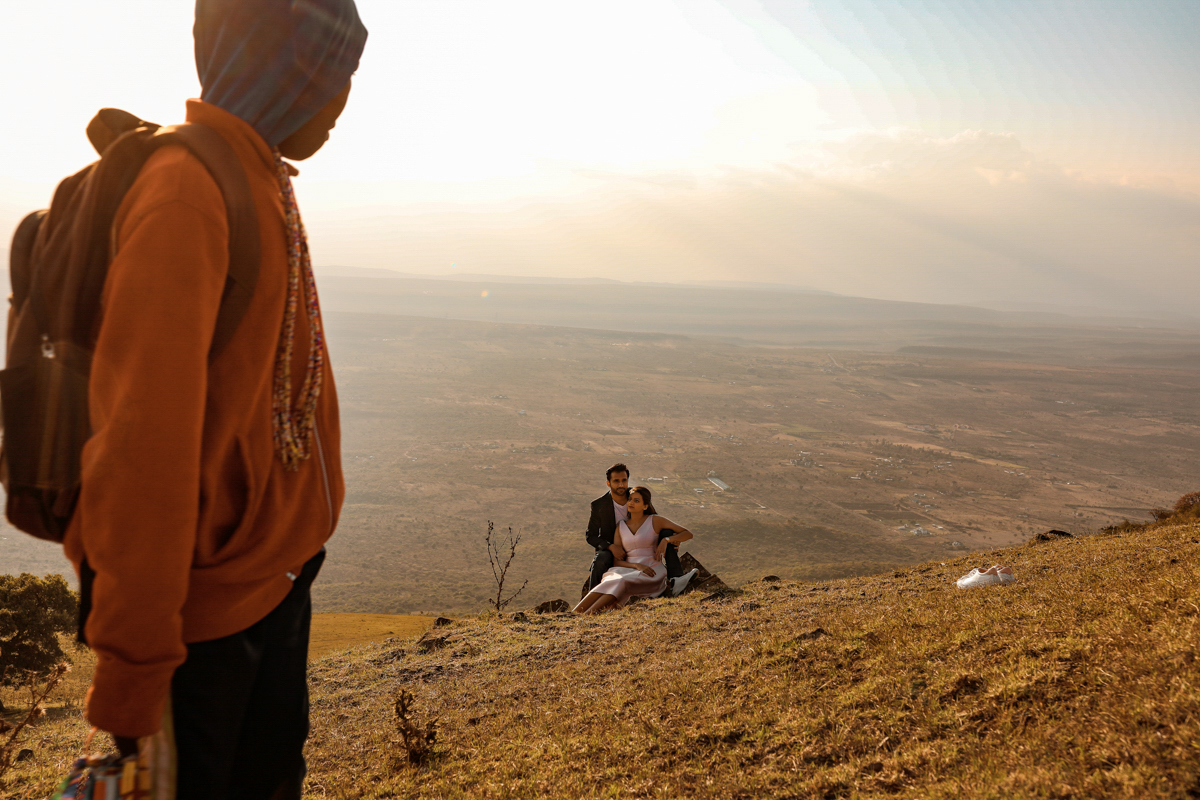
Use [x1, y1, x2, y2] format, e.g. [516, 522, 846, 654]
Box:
[63, 100, 344, 738]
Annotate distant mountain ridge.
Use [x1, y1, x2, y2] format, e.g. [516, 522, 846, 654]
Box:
[313, 265, 1200, 325]
[315, 265, 840, 296]
[313, 266, 1066, 329]
[307, 267, 1200, 365]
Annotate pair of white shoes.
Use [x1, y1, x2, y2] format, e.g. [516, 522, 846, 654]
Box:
[955, 564, 1016, 589]
[649, 568, 700, 599]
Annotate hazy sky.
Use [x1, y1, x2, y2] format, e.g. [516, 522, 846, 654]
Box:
[1, 1, 1197, 315]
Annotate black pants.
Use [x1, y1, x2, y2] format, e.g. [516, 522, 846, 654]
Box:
[171, 548, 324, 800]
[587, 541, 682, 591]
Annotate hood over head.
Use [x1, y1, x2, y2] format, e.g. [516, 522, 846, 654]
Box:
[194, 0, 367, 147]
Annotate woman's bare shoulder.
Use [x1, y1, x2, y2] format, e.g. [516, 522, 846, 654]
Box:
[653, 515, 687, 531]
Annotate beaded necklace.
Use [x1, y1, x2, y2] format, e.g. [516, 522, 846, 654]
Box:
[272, 150, 324, 471]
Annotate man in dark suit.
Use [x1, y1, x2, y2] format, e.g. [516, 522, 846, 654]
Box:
[585, 463, 684, 595]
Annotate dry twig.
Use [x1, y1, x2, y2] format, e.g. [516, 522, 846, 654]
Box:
[393, 690, 438, 765]
[485, 521, 529, 611]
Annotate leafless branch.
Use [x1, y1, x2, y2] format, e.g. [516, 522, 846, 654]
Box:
[485, 521, 529, 611]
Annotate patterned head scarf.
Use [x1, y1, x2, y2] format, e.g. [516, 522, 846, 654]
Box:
[194, 0, 368, 147]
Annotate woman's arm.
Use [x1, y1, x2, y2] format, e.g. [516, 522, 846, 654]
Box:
[652, 516, 694, 544]
[613, 559, 656, 577]
[653, 517, 693, 558]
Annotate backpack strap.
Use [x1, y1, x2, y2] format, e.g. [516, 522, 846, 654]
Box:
[150, 124, 261, 360]
[8, 209, 47, 309]
[25, 118, 260, 361]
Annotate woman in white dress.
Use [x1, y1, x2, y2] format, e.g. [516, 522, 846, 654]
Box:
[573, 486, 694, 614]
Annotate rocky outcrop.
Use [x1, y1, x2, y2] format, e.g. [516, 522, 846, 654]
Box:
[677, 552, 729, 595]
[533, 599, 570, 613]
[1030, 529, 1073, 544]
[416, 631, 452, 653]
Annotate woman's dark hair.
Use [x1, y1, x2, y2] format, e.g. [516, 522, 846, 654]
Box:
[606, 462, 630, 480]
[630, 486, 657, 515]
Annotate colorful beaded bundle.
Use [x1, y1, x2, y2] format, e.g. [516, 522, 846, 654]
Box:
[51, 753, 152, 799]
[272, 151, 325, 471]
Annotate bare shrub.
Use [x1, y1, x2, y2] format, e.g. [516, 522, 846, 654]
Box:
[393, 690, 437, 765]
[0, 663, 69, 784]
[0, 574, 77, 712]
[484, 521, 528, 611]
[1141, 492, 1200, 527]
[1174, 491, 1200, 518]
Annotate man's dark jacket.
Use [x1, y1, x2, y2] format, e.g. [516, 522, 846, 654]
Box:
[585, 492, 620, 551]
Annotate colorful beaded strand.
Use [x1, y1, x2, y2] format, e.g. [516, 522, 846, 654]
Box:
[272, 150, 325, 471]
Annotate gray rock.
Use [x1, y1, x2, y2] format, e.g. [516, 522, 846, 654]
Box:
[534, 599, 570, 613]
[1031, 529, 1073, 543]
[678, 552, 730, 595]
[416, 632, 451, 653]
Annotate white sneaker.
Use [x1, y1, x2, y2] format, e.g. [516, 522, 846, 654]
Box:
[955, 564, 1015, 589]
[670, 569, 699, 597]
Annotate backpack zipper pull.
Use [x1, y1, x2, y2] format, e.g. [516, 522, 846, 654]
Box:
[40, 334, 56, 359]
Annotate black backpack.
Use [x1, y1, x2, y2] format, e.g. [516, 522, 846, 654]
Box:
[1, 108, 261, 542]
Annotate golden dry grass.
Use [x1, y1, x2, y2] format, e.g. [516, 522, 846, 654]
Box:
[309, 613, 434, 659]
[4, 524, 1198, 798]
[298, 520, 1200, 799]
[0, 612, 432, 712]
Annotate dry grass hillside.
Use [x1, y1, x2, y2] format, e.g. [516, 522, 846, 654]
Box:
[3, 519, 1198, 798]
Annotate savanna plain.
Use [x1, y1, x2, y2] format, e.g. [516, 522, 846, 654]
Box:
[321, 310, 1200, 614]
[6, 279, 1199, 613]
[3, 278, 1200, 797]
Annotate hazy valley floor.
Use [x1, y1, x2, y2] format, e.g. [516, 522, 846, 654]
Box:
[4, 521, 1198, 798]
[5, 307, 1200, 615]
[288, 310, 1200, 613]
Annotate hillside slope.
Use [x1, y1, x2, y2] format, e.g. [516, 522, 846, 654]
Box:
[4, 522, 1198, 798]
[299, 521, 1199, 798]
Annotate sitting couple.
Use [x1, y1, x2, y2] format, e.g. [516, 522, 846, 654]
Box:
[574, 463, 697, 614]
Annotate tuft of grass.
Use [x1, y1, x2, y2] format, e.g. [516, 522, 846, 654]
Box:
[392, 689, 438, 765]
[5, 521, 1199, 798]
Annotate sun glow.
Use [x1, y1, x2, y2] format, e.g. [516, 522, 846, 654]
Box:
[1, 1, 1197, 315]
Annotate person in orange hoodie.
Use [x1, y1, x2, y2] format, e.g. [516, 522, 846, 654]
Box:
[62, 2, 367, 796]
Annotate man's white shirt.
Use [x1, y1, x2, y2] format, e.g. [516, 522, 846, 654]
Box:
[613, 498, 629, 524]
